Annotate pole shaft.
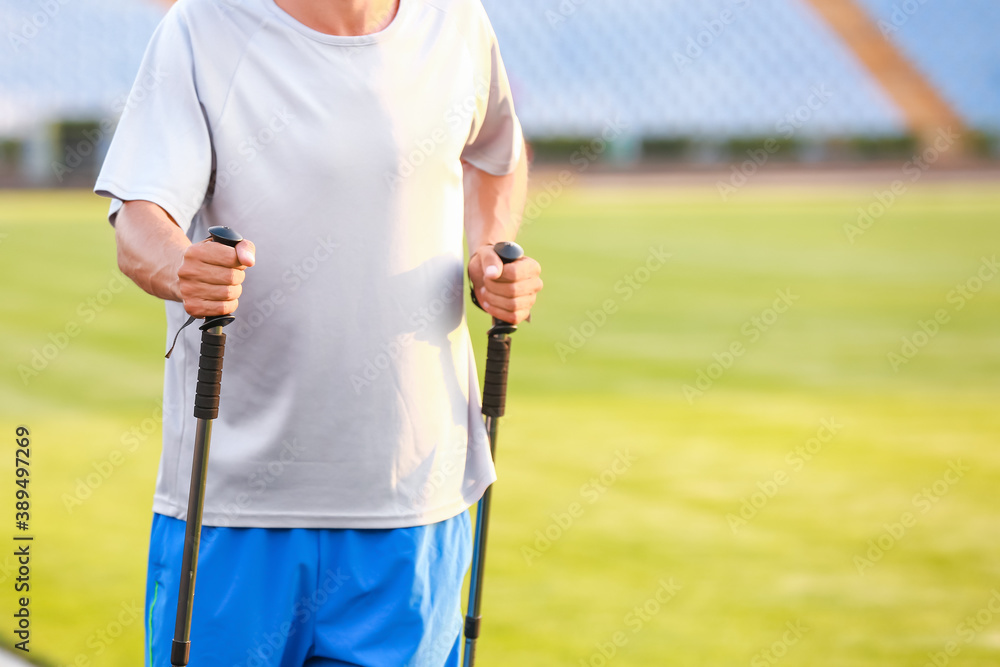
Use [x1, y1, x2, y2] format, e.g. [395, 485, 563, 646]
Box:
[463, 417, 496, 665]
[171, 323, 225, 667]
[463, 240, 523, 666]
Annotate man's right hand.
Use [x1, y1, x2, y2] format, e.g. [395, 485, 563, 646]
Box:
[114, 199, 255, 317]
[177, 237, 256, 317]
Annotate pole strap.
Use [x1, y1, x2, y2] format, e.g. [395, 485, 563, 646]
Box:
[165, 315, 197, 359]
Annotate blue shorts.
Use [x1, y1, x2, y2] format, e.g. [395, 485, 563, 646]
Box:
[144, 511, 472, 667]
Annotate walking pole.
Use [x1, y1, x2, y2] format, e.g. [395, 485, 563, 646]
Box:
[463, 241, 524, 667]
[170, 225, 243, 667]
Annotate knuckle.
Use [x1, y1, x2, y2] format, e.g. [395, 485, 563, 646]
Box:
[184, 299, 204, 317]
[177, 262, 196, 279]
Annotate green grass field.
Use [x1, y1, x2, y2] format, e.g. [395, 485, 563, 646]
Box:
[1, 179, 998, 666]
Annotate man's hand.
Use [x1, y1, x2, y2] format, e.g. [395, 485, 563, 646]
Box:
[468, 244, 542, 324]
[177, 238, 256, 317]
[114, 199, 255, 317]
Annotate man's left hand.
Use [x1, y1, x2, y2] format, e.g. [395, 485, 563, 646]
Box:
[468, 244, 542, 324]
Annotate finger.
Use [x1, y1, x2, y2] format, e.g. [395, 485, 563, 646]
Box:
[180, 281, 243, 303]
[481, 301, 532, 325]
[480, 275, 543, 299]
[183, 297, 239, 318]
[490, 256, 541, 283]
[187, 239, 246, 269]
[178, 263, 246, 287]
[480, 292, 537, 314]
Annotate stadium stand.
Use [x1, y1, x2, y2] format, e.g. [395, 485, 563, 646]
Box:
[481, 0, 906, 139]
[0, 0, 163, 181]
[852, 0, 1000, 132]
[802, 0, 965, 140]
[0, 0, 163, 134]
[0, 0, 996, 183]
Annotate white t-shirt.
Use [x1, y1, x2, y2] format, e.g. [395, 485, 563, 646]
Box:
[94, 0, 523, 528]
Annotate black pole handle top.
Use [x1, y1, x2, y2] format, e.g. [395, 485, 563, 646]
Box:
[493, 241, 523, 265]
[208, 225, 243, 247]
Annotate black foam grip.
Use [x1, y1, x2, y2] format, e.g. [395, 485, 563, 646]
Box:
[482, 336, 511, 418]
[202, 332, 226, 346]
[197, 368, 223, 384]
[194, 330, 227, 420]
[199, 356, 224, 372]
[200, 341, 224, 358]
[195, 381, 221, 397]
[194, 394, 220, 409]
[193, 407, 216, 420]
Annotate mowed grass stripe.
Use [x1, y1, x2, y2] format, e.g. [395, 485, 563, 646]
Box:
[0, 182, 998, 665]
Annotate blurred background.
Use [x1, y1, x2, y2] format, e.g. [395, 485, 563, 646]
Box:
[1, 0, 998, 665]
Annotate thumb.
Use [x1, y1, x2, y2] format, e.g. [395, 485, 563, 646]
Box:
[479, 246, 502, 280]
[235, 239, 256, 268]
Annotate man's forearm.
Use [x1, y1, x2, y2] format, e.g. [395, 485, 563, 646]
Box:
[115, 200, 189, 302]
[462, 143, 529, 253]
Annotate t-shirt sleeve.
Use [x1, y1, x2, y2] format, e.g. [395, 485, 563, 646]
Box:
[94, 6, 213, 234]
[460, 10, 524, 176]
